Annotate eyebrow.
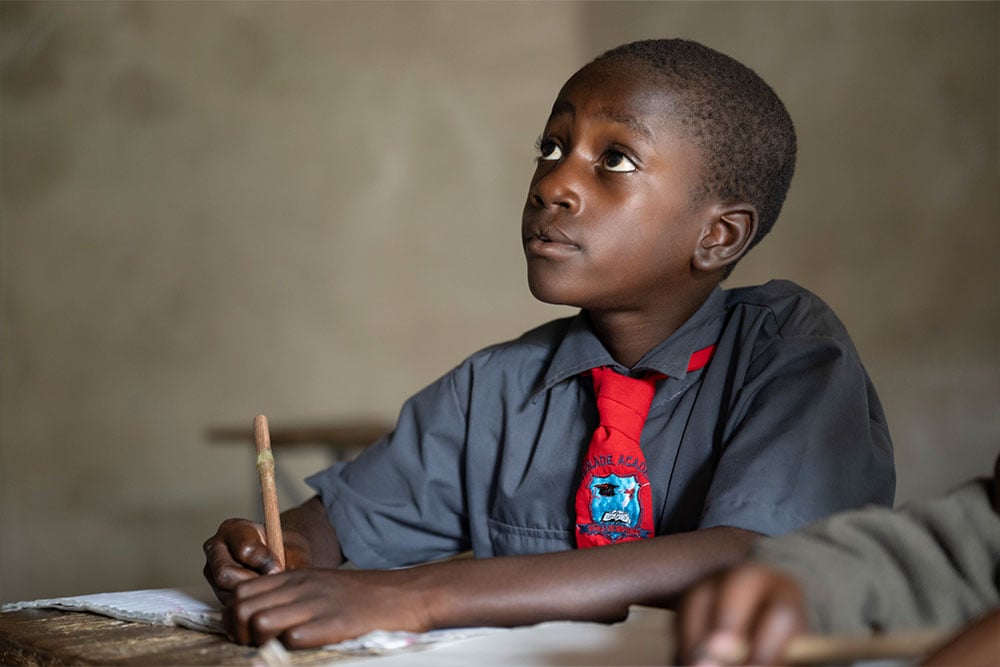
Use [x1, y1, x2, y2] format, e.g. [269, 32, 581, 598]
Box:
[550, 100, 653, 141]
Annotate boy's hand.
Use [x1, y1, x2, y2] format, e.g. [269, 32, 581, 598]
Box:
[202, 518, 313, 604]
[676, 562, 809, 666]
[223, 567, 432, 648]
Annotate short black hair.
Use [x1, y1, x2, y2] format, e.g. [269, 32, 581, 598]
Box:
[593, 39, 797, 266]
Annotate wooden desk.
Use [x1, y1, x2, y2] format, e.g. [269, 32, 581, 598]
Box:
[1, 606, 677, 666]
[0, 608, 355, 665]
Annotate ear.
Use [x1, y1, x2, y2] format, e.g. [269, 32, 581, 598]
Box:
[692, 204, 759, 273]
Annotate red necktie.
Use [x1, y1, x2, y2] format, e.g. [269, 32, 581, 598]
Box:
[575, 345, 715, 548]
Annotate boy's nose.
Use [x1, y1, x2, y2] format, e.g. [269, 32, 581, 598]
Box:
[529, 161, 582, 213]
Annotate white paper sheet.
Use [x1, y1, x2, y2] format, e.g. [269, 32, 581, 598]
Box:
[1, 586, 224, 633]
[329, 606, 674, 666]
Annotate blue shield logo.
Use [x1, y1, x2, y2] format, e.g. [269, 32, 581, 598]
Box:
[588, 474, 640, 527]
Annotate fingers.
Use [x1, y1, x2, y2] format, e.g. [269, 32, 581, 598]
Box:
[711, 563, 779, 647]
[279, 530, 315, 571]
[676, 575, 720, 663]
[280, 615, 361, 650]
[224, 571, 355, 648]
[225, 575, 319, 646]
[202, 519, 281, 601]
[745, 596, 805, 666]
[223, 568, 432, 649]
[680, 577, 751, 666]
[676, 563, 808, 666]
[221, 519, 284, 574]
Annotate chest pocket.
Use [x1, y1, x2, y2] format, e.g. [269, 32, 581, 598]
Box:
[485, 516, 574, 556]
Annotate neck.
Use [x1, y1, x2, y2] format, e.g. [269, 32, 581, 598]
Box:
[587, 284, 717, 368]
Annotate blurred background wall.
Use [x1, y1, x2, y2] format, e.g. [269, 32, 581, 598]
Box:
[1, 1, 996, 602]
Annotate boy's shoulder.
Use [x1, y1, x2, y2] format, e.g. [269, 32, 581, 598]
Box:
[723, 279, 852, 340]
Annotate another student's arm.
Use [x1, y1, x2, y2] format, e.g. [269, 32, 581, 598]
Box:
[221, 524, 759, 648]
[675, 566, 1000, 667]
[675, 476, 1000, 665]
[203, 496, 343, 604]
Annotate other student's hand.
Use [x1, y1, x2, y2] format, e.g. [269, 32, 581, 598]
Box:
[223, 567, 432, 648]
[675, 562, 809, 666]
[922, 608, 1000, 667]
[202, 518, 313, 604]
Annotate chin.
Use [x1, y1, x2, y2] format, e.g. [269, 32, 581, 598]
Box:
[527, 277, 573, 307]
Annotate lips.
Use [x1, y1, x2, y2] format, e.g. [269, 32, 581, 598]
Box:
[524, 224, 581, 258]
[524, 218, 579, 247]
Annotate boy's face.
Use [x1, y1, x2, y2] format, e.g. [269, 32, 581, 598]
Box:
[522, 61, 714, 313]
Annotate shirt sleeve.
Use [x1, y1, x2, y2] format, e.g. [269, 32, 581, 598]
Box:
[750, 478, 1000, 634]
[305, 364, 471, 569]
[698, 331, 895, 536]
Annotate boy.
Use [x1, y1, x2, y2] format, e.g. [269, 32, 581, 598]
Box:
[203, 39, 894, 649]
[676, 450, 1000, 666]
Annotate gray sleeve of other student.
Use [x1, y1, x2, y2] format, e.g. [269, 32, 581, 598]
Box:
[305, 365, 471, 569]
[750, 478, 1000, 634]
[698, 332, 895, 536]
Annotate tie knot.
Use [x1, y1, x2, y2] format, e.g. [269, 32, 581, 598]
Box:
[589, 367, 663, 443]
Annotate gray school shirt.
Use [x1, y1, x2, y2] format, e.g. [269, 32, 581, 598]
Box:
[306, 280, 895, 569]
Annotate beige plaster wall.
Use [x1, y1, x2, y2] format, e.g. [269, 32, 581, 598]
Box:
[1, 1, 996, 602]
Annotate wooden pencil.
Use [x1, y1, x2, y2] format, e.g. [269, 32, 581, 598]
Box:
[253, 414, 285, 570]
[782, 628, 953, 665]
[701, 627, 954, 666]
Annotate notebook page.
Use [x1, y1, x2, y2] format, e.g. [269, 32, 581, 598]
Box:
[2, 586, 224, 633]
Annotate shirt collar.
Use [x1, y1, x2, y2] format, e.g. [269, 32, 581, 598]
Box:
[533, 287, 727, 399]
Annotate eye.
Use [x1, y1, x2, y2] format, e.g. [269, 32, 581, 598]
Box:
[535, 136, 563, 162]
[603, 150, 636, 173]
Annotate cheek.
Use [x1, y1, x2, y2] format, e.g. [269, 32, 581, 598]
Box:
[630, 214, 704, 277]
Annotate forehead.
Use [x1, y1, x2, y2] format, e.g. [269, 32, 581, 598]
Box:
[550, 60, 679, 135]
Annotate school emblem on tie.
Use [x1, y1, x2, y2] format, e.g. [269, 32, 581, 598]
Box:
[579, 472, 649, 543]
